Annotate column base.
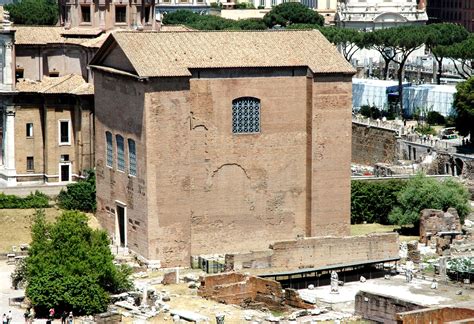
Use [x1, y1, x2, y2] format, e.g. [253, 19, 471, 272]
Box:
[0, 168, 17, 187]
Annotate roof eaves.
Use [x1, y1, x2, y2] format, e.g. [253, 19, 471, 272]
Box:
[89, 64, 142, 79]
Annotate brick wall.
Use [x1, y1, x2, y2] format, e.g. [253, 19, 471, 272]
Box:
[270, 233, 399, 269]
[225, 233, 399, 270]
[355, 290, 425, 324]
[398, 307, 474, 324]
[352, 123, 398, 165]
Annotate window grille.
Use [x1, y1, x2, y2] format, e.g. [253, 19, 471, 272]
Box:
[116, 135, 125, 171]
[232, 97, 261, 134]
[106, 131, 113, 168]
[128, 139, 137, 176]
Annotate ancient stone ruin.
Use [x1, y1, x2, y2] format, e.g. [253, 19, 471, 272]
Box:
[419, 208, 462, 246]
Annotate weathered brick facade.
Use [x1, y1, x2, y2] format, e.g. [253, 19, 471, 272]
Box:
[92, 31, 355, 266]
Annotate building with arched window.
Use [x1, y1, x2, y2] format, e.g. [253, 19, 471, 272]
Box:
[335, 0, 428, 30]
[90, 30, 363, 267]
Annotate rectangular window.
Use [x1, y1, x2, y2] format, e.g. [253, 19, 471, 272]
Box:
[49, 71, 60, 77]
[128, 139, 137, 176]
[144, 6, 151, 23]
[59, 120, 70, 145]
[81, 5, 91, 23]
[26, 123, 33, 137]
[61, 154, 70, 162]
[15, 68, 24, 82]
[115, 6, 126, 23]
[260, 0, 265, 7]
[116, 135, 125, 172]
[27, 156, 34, 171]
[106, 131, 113, 168]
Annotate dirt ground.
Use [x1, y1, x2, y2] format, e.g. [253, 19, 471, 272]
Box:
[0, 208, 100, 253]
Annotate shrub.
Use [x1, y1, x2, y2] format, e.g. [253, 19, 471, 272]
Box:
[351, 179, 407, 224]
[389, 173, 470, 226]
[57, 170, 96, 212]
[359, 105, 381, 119]
[26, 210, 132, 316]
[415, 124, 437, 135]
[0, 191, 49, 209]
[426, 111, 446, 125]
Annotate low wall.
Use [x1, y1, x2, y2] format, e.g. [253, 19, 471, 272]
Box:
[198, 273, 284, 310]
[270, 233, 399, 269]
[398, 307, 474, 324]
[355, 290, 425, 324]
[226, 233, 399, 270]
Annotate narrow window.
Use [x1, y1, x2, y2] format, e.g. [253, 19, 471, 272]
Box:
[144, 6, 151, 23]
[59, 120, 70, 144]
[49, 71, 60, 77]
[128, 139, 137, 176]
[27, 156, 34, 171]
[106, 131, 113, 168]
[26, 123, 33, 137]
[15, 68, 24, 82]
[115, 6, 126, 23]
[232, 97, 261, 134]
[61, 154, 70, 162]
[81, 5, 91, 23]
[116, 134, 125, 172]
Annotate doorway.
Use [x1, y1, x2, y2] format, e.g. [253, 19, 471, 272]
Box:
[59, 163, 70, 182]
[116, 205, 126, 247]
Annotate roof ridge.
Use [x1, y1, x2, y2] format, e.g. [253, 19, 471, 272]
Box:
[115, 29, 317, 34]
[41, 74, 79, 93]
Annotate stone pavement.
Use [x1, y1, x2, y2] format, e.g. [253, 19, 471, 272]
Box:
[0, 260, 24, 323]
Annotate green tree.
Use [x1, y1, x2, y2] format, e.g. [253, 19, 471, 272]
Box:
[439, 35, 474, 80]
[320, 27, 366, 62]
[389, 174, 470, 226]
[26, 210, 132, 317]
[351, 179, 407, 224]
[263, 3, 324, 28]
[453, 77, 474, 138]
[57, 169, 96, 212]
[162, 10, 266, 30]
[425, 24, 469, 85]
[366, 26, 426, 116]
[5, 0, 58, 25]
[363, 28, 398, 80]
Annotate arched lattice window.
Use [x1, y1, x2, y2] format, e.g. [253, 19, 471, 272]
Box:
[106, 131, 113, 168]
[116, 134, 125, 172]
[232, 97, 260, 134]
[128, 139, 137, 176]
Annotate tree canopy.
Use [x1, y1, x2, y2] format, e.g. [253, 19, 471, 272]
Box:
[388, 174, 470, 226]
[5, 0, 58, 25]
[425, 24, 469, 84]
[162, 10, 266, 30]
[57, 169, 97, 213]
[453, 77, 474, 138]
[263, 3, 324, 28]
[25, 210, 132, 316]
[320, 27, 366, 62]
[436, 35, 474, 80]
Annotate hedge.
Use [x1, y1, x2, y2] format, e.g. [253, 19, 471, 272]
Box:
[0, 191, 49, 209]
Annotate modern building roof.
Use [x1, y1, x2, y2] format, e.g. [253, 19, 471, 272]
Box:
[14, 26, 107, 48]
[16, 74, 94, 95]
[91, 30, 356, 78]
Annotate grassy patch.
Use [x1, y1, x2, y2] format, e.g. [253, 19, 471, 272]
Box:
[0, 208, 100, 253]
[351, 223, 419, 242]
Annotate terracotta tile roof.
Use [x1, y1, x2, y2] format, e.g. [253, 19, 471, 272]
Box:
[159, 24, 195, 32]
[14, 26, 105, 48]
[104, 30, 355, 77]
[16, 74, 93, 95]
[61, 27, 103, 36]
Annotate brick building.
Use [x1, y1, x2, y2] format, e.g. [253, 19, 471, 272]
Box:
[427, 0, 474, 32]
[90, 30, 355, 266]
[0, 26, 105, 185]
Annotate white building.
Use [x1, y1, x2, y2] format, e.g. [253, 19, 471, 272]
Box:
[335, 0, 428, 30]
